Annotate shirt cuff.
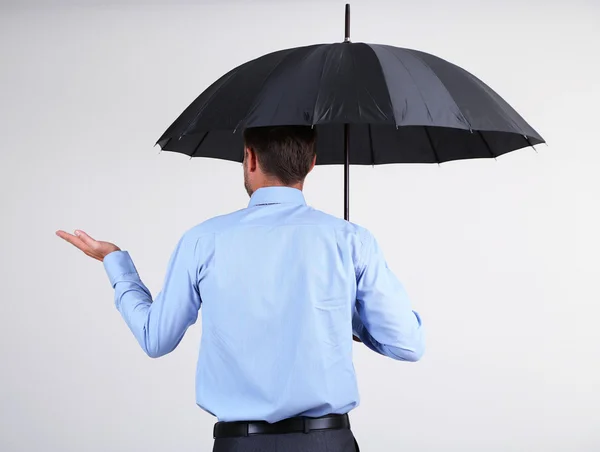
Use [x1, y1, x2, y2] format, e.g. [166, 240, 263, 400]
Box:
[103, 250, 139, 287]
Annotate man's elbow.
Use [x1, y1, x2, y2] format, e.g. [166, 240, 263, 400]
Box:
[142, 341, 174, 359]
[140, 328, 182, 358]
[382, 337, 425, 362]
[145, 348, 166, 359]
[403, 342, 425, 362]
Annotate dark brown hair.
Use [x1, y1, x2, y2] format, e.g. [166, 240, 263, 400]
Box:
[243, 126, 317, 185]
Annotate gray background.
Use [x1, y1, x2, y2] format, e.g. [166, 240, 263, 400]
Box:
[1, 0, 599, 451]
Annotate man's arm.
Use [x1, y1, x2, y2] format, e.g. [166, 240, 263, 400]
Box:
[352, 229, 424, 361]
[102, 232, 202, 358]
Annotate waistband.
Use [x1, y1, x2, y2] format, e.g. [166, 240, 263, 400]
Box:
[213, 413, 351, 439]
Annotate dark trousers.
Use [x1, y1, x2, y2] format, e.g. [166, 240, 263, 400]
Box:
[212, 429, 360, 452]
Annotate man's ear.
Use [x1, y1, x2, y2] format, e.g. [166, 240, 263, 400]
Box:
[309, 154, 317, 173]
[245, 146, 258, 172]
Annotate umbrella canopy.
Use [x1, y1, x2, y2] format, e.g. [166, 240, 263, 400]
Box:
[157, 4, 544, 218]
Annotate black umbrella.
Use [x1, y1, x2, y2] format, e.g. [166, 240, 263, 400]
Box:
[157, 4, 544, 220]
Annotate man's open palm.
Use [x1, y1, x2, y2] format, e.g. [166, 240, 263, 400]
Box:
[56, 230, 120, 262]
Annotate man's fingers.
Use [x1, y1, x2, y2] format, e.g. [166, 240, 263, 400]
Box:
[73, 230, 98, 249]
[56, 230, 94, 254]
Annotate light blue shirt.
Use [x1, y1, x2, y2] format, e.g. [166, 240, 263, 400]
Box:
[103, 186, 424, 423]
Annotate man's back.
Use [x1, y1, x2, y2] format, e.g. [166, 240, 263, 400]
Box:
[194, 187, 362, 422]
[185, 187, 424, 422]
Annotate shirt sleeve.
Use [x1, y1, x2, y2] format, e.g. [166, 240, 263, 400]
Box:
[352, 229, 424, 361]
[102, 232, 202, 358]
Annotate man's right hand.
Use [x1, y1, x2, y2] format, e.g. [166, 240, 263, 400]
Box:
[56, 229, 121, 262]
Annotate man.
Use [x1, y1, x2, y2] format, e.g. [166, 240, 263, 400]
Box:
[56, 125, 424, 452]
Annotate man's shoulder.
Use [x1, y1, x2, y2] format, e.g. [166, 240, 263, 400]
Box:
[183, 208, 247, 238]
[303, 207, 373, 240]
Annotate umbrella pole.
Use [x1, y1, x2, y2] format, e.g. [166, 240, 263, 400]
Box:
[344, 124, 350, 221]
[344, 3, 351, 221]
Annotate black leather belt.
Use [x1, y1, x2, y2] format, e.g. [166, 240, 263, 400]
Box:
[213, 414, 350, 439]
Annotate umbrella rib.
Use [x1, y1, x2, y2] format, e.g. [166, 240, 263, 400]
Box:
[190, 131, 210, 158]
[477, 131, 496, 158]
[368, 124, 375, 165]
[424, 126, 441, 164]
[524, 135, 538, 152]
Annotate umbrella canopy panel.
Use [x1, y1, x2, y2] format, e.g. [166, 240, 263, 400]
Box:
[157, 42, 544, 164]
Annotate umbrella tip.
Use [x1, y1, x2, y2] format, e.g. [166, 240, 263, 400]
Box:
[523, 134, 540, 153]
[344, 4, 351, 42]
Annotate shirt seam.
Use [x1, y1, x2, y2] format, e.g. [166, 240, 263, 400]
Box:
[192, 233, 212, 297]
[355, 229, 371, 280]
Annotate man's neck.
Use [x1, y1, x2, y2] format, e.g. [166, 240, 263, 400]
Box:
[255, 180, 303, 192]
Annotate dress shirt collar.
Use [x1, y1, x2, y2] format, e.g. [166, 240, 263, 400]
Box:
[248, 186, 307, 208]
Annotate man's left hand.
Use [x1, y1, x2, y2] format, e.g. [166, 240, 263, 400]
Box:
[56, 230, 120, 262]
